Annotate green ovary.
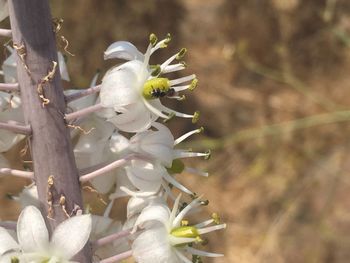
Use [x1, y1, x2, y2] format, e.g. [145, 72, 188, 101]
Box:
[142, 78, 171, 100]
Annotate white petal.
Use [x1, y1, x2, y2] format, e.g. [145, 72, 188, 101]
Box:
[109, 132, 130, 154]
[18, 184, 40, 208]
[127, 195, 166, 219]
[125, 161, 163, 193]
[17, 206, 49, 253]
[132, 227, 179, 263]
[104, 41, 144, 61]
[108, 102, 153, 133]
[0, 227, 19, 255]
[2, 50, 17, 83]
[90, 170, 116, 194]
[130, 123, 174, 167]
[50, 214, 92, 260]
[100, 61, 142, 108]
[57, 52, 70, 81]
[133, 204, 171, 232]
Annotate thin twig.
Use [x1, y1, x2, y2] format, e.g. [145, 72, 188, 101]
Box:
[0, 122, 32, 135]
[65, 103, 104, 122]
[65, 84, 101, 103]
[79, 155, 134, 183]
[0, 29, 12, 37]
[0, 168, 34, 179]
[0, 83, 20, 92]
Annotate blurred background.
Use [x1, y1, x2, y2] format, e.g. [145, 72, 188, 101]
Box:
[2, 0, 350, 262]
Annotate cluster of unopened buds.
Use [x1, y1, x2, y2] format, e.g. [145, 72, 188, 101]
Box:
[0, 5, 226, 262]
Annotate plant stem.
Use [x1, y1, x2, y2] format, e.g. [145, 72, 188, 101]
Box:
[93, 229, 131, 248]
[65, 103, 104, 122]
[0, 83, 19, 92]
[65, 84, 101, 103]
[0, 168, 34, 179]
[0, 29, 12, 37]
[0, 122, 31, 135]
[8, 1, 91, 261]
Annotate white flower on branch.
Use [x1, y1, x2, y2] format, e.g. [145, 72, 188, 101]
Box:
[0, 206, 91, 263]
[131, 195, 226, 263]
[98, 34, 199, 133]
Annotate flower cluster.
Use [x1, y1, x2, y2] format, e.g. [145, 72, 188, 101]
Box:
[0, 32, 225, 263]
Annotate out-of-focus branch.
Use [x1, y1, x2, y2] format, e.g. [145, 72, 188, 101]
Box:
[65, 103, 104, 122]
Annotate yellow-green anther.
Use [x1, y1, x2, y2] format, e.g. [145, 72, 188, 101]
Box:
[212, 213, 220, 224]
[143, 78, 171, 100]
[192, 255, 203, 263]
[192, 111, 200, 123]
[176, 48, 187, 60]
[189, 78, 198, 91]
[11, 257, 19, 263]
[171, 226, 200, 238]
[200, 199, 209, 206]
[180, 61, 187, 68]
[149, 33, 158, 46]
[164, 33, 172, 44]
[199, 126, 204, 133]
[204, 149, 211, 160]
[190, 193, 198, 199]
[167, 159, 185, 174]
[176, 95, 186, 101]
[150, 64, 161, 76]
[163, 112, 176, 123]
[181, 219, 189, 226]
[195, 236, 204, 243]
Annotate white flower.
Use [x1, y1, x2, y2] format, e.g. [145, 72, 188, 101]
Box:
[0, 0, 8, 22]
[0, 206, 92, 263]
[17, 184, 40, 209]
[99, 34, 199, 132]
[1, 46, 70, 83]
[131, 195, 226, 263]
[0, 92, 25, 153]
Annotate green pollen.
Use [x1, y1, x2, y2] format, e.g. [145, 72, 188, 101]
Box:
[167, 159, 185, 174]
[11, 257, 19, 263]
[192, 111, 200, 123]
[176, 48, 187, 60]
[189, 78, 198, 91]
[149, 33, 158, 46]
[142, 78, 171, 100]
[171, 226, 200, 239]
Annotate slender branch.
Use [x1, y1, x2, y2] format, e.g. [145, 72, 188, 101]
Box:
[0, 168, 34, 179]
[65, 103, 104, 122]
[79, 155, 134, 183]
[0, 29, 12, 37]
[65, 85, 101, 103]
[0, 221, 17, 230]
[0, 83, 20, 92]
[93, 229, 131, 248]
[0, 121, 32, 135]
[99, 250, 133, 263]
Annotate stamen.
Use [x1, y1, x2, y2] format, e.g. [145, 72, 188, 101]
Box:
[149, 33, 158, 47]
[184, 167, 209, 177]
[173, 198, 202, 227]
[150, 33, 172, 54]
[194, 219, 214, 229]
[162, 63, 186, 74]
[176, 48, 187, 60]
[197, 223, 226, 235]
[174, 127, 204, 145]
[162, 172, 194, 195]
[169, 74, 196, 86]
[192, 111, 200, 123]
[142, 98, 170, 119]
[119, 186, 157, 197]
[173, 150, 211, 159]
[169, 235, 197, 246]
